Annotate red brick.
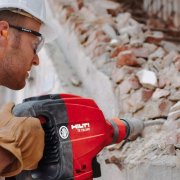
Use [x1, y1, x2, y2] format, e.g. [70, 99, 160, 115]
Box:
[145, 35, 163, 45]
[116, 50, 141, 67]
[111, 45, 129, 58]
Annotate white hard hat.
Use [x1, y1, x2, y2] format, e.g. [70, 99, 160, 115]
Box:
[0, 0, 56, 42]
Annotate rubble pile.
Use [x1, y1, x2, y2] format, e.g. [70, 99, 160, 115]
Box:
[48, 0, 180, 174]
[50, 0, 179, 120]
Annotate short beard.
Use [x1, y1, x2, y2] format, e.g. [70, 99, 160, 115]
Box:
[0, 33, 26, 90]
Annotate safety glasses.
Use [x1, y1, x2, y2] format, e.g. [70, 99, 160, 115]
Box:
[9, 24, 44, 54]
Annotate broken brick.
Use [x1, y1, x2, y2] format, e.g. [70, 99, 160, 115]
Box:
[116, 50, 141, 67]
[142, 88, 154, 102]
[159, 99, 172, 115]
[152, 88, 170, 100]
[111, 45, 129, 58]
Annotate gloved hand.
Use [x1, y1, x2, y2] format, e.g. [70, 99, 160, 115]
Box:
[0, 102, 44, 177]
[168, 101, 180, 121]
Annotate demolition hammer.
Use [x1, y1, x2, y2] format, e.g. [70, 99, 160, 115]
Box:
[9, 93, 163, 180]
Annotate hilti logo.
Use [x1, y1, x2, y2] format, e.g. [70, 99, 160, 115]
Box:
[59, 126, 69, 139]
[71, 123, 90, 132]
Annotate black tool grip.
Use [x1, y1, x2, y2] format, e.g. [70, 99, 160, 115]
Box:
[12, 98, 73, 180]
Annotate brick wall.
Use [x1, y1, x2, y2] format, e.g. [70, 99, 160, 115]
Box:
[143, 0, 180, 29]
[47, 0, 180, 179]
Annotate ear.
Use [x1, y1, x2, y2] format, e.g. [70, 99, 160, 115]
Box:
[0, 21, 9, 45]
[0, 21, 9, 47]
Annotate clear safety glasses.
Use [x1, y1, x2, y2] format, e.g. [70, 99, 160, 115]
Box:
[9, 24, 44, 54]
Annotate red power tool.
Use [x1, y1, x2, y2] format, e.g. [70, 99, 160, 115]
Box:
[12, 93, 144, 180]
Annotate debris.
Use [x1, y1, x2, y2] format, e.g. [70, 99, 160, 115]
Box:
[70, 76, 82, 87]
[152, 88, 170, 100]
[168, 101, 180, 121]
[105, 155, 125, 170]
[136, 69, 157, 89]
[149, 47, 166, 60]
[49, 1, 180, 178]
[145, 31, 164, 44]
[116, 50, 140, 67]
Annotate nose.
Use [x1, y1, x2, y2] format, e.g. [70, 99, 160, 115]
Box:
[32, 54, 40, 66]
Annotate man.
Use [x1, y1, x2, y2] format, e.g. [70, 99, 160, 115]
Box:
[0, 0, 52, 177]
[0, 0, 179, 179]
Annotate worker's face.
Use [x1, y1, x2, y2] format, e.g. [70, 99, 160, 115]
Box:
[0, 17, 41, 90]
